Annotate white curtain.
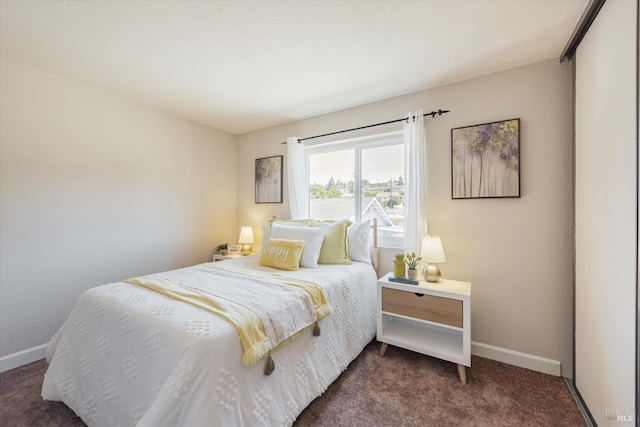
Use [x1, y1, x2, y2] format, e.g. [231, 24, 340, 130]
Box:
[286, 137, 309, 219]
[404, 109, 427, 254]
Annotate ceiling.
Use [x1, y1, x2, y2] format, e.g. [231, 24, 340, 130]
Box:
[0, 1, 587, 135]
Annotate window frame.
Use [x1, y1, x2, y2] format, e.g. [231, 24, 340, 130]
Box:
[305, 131, 405, 246]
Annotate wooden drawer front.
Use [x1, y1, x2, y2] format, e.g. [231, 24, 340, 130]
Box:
[382, 288, 463, 328]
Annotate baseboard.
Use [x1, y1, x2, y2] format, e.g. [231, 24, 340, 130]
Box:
[0, 343, 47, 373]
[471, 341, 562, 376]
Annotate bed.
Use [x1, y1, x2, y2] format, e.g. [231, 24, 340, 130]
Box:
[41, 220, 378, 426]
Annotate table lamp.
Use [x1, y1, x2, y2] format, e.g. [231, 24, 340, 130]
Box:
[238, 226, 254, 255]
[420, 236, 446, 282]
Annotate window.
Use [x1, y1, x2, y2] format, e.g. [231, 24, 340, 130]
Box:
[307, 131, 405, 247]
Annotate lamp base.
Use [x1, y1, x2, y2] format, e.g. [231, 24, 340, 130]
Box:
[423, 264, 441, 282]
[241, 244, 252, 255]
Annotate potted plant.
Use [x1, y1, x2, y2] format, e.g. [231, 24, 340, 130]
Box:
[216, 243, 229, 256]
[405, 252, 422, 280]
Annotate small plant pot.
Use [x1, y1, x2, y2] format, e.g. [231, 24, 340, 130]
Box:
[407, 269, 418, 280]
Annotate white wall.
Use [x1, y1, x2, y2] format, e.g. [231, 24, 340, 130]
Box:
[238, 58, 574, 376]
[0, 61, 238, 364]
[574, 0, 637, 424]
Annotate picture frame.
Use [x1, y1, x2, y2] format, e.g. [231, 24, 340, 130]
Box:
[255, 155, 283, 204]
[451, 118, 520, 199]
[227, 244, 242, 255]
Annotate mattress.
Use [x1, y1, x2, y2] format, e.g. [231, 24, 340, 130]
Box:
[41, 255, 378, 426]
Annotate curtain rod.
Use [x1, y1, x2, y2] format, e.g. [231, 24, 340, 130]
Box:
[281, 109, 450, 144]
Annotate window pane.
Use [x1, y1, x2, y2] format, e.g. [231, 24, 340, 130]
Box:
[361, 144, 404, 246]
[309, 149, 354, 221]
[307, 138, 405, 248]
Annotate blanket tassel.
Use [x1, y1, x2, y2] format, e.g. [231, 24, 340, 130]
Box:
[313, 322, 321, 337]
[264, 353, 275, 376]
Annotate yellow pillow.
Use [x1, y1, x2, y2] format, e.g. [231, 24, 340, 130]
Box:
[313, 219, 352, 265]
[260, 239, 305, 271]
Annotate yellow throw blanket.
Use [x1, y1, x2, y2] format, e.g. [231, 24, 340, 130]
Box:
[124, 263, 331, 367]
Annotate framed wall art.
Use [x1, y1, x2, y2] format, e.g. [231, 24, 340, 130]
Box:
[451, 118, 520, 199]
[255, 155, 283, 203]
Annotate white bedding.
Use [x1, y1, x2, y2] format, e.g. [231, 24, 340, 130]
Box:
[41, 255, 377, 426]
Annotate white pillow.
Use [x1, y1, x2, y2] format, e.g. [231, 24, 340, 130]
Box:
[347, 219, 371, 263]
[270, 223, 325, 268]
[261, 220, 313, 253]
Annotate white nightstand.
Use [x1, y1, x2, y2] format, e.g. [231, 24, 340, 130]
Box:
[377, 272, 471, 384]
[212, 254, 243, 262]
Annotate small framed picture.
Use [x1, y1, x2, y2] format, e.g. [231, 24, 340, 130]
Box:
[228, 244, 242, 255]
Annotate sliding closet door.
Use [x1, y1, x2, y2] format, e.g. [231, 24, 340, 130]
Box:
[575, 1, 637, 425]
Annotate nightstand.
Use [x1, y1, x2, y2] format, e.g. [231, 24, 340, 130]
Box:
[212, 254, 243, 262]
[377, 272, 471, 384]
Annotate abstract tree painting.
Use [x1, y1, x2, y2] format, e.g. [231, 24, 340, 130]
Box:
[255, 155, 283, 203]
[451, 118, 520, 199]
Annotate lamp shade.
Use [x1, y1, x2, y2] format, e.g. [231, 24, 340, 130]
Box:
[420, 236, 446, 263]
[238, 226, 254, 244]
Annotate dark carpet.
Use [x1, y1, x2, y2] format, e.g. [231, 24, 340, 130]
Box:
[1, 340, 585, 426]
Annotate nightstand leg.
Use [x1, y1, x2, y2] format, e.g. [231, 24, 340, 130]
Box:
[379, 342, 388, 357]
[457, 364, 467, 385]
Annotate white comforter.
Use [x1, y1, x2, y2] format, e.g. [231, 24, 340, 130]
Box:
[42, 255, 377, 426]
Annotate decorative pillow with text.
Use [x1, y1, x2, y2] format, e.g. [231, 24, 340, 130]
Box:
[259, 239, 305, 271]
